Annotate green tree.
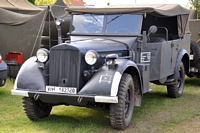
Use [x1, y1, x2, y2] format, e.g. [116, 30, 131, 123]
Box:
[28, 0, 35, 4]
[189, 0, 200, 18]
[66, 0, 71, 5]
[31, 0, 71, 6]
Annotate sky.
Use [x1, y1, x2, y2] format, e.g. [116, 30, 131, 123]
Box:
[83, 0, 190, 7]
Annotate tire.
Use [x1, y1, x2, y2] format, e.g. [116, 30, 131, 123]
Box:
[190, 40, 200, 66]
[22, 97, 52, 120]
[0, 79, 6, 87]
[110, 73, 134, 130]
[167, 62, 185, 98]
[193, 58, 200, 70]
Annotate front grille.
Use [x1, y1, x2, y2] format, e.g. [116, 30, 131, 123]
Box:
[49, 49, 80, 88]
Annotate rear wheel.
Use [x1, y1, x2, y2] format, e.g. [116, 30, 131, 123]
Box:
[110, 73, 134, 130]
[22, 97, 52, 120]
[167, 62, 185, 98]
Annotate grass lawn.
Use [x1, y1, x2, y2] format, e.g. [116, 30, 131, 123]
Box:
[1, 77, 200, 133]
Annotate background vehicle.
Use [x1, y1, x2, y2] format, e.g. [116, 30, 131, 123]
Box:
[0, 54, 7, 87]
[187, 11, 200, 77]
[12, 4, 190, 130]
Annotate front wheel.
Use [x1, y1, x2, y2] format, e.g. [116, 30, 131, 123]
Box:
[167, 62, 185, 98]
[110, 73, 134, 130]
[22, 97, 52, 120]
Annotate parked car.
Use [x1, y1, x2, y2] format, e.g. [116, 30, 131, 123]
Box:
[187, 18, 200, 77]
[12, 4, 190, 130]
[0, 54, 7, 87]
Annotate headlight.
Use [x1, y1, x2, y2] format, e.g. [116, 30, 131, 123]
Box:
[85, 50, 99, 65]
[36, 48, 49, 63]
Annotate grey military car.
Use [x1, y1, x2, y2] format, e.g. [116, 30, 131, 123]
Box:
[12, 4, 190, 130]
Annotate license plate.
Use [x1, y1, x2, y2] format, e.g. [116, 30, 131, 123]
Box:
[46, 86, 77, 94]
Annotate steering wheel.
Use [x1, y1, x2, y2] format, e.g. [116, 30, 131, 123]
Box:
[115, 28, 133, 33]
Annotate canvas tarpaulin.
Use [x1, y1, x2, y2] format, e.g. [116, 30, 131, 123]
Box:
[0, 8, 48, 61]
[65, 4, 190, 16]
[0, 0, 71, 77]
[0, 0, 42, 14]
[40, 0, 71, 49]
[65, 4, 190, 35]
[0, 0, 70, 61]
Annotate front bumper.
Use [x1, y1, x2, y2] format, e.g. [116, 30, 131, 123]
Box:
[11, 89, 118, 106]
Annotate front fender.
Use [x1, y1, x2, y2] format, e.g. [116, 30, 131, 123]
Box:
[78, 59, 141, 97]
[14, 56, 48, 91]
[0, 60, 7, 80]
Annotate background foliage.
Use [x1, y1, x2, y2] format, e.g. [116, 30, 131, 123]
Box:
[189, 0, 200, 18]
[35, 0, 56, 5]
[28, 0, 71, 6]
[28, 0, 35, 4]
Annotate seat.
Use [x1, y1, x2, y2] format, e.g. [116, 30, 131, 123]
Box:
[150, 37, 166, 43]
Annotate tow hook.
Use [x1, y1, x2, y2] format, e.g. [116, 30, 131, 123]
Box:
[77, 96, 83, 104]
[34, 94, 40, 101]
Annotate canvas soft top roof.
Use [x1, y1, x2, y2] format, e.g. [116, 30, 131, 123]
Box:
[65, 4, 190, 16]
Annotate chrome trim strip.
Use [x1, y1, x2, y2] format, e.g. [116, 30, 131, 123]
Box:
[95, 96, 118, 103]
[11, 89, 29, 97]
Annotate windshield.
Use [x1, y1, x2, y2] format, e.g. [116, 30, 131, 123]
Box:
[71, 13, 142, 35]
[71, 14, 103, 34]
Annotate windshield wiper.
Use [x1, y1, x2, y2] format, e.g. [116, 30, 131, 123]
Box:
[107, 14, 122, 24]
[90, 14, 102, 26]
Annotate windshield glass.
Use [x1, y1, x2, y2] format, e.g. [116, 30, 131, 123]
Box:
[71, 14, 104, 34]
[71, 13, 142, 35]
[106, 14, 142, 34]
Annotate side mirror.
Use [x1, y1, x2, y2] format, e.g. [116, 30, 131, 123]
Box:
[148, 25, 157, 34]
[147, 25, 158, 42]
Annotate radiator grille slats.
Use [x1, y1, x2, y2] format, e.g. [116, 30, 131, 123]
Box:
[49, 49, 79, 87]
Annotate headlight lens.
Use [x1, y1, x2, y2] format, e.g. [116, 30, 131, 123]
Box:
[36, 48, 49, 63]
[85, 50, 99, 65]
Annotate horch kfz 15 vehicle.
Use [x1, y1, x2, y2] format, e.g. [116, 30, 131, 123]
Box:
[12, 4, 190, 130]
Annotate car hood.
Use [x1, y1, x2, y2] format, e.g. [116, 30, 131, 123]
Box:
[67, 37, 137, 52]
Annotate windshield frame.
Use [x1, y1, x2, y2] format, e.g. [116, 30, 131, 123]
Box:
[70, 13, 143, 36]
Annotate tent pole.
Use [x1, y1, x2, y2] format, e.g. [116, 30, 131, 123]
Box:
[48, 7, 51, 49]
